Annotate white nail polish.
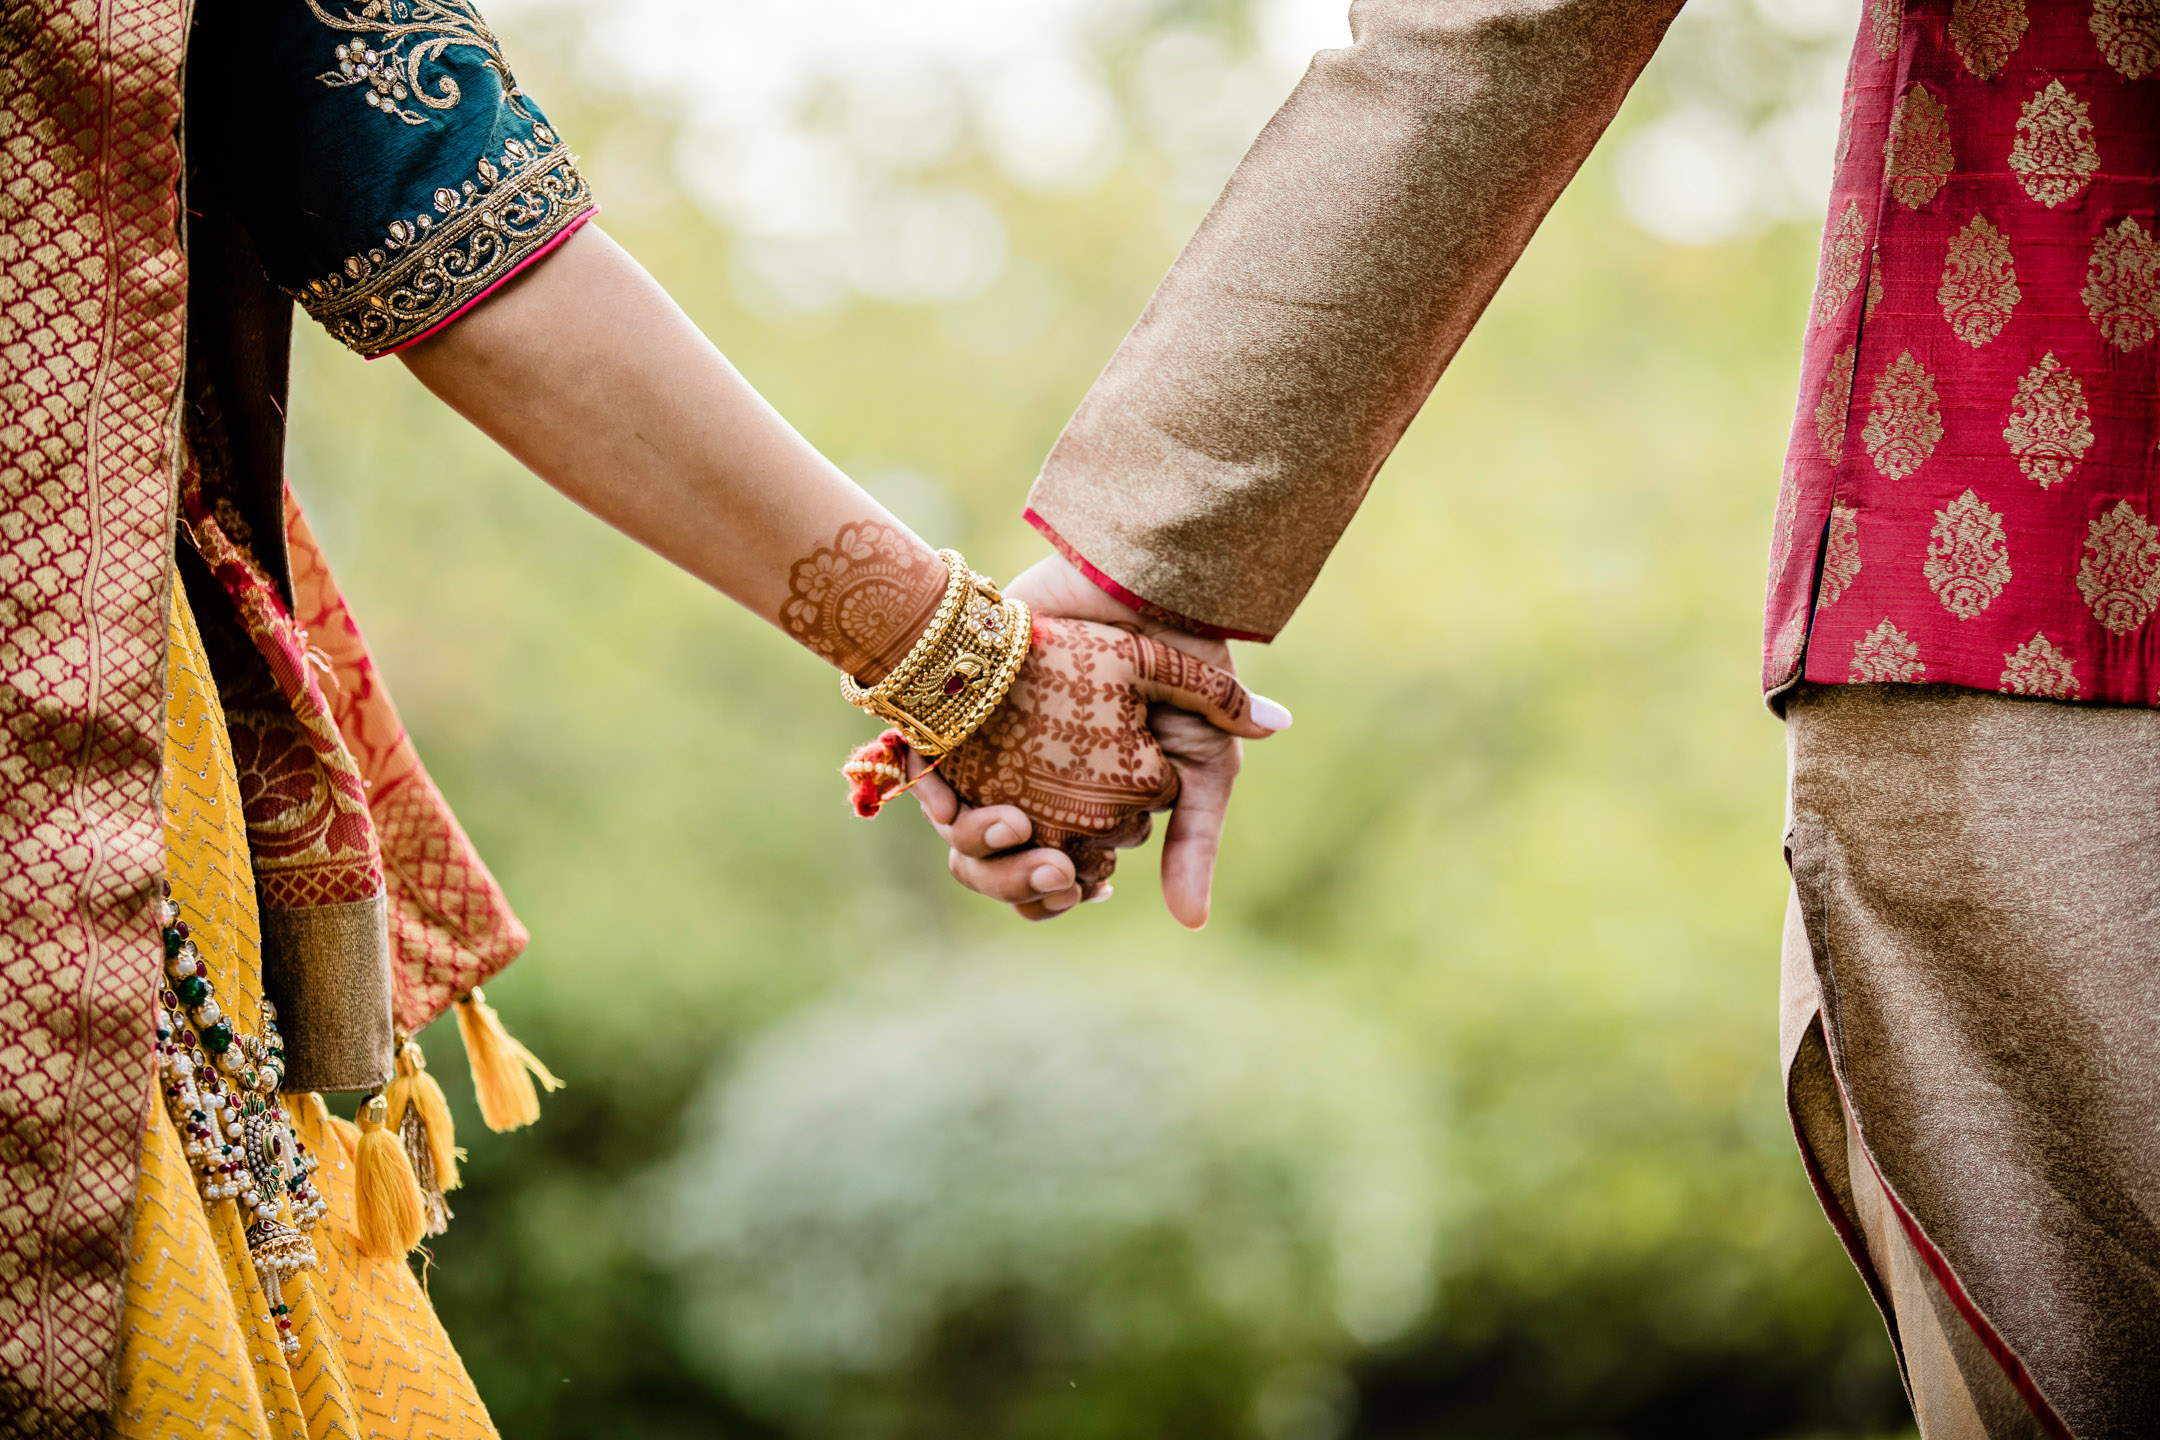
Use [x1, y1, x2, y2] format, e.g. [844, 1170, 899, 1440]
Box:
[1250, 694, 1293, 731]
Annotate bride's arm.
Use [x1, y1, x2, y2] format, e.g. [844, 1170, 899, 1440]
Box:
[400, 223, 939, 685]
[400, 222, 1283, 921]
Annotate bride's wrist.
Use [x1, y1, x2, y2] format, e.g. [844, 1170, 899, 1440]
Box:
[778, 520, 947, 684]
[840, 548, 1031, 758]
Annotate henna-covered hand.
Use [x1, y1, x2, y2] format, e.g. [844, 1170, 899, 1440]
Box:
[910, 555, 1292, 927]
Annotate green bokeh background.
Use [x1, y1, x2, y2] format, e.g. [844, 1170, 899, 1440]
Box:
[285, 3, 1915, 1435]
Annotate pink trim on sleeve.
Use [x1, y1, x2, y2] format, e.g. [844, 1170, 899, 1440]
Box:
[1024, 506, 1273, 643]
[372, 205, 599, 359]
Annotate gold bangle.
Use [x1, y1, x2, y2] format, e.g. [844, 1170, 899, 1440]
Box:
[840, 549, 1032, 757]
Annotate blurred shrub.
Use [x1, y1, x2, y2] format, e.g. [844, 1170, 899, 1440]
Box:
[652, 963, 1439, 1440]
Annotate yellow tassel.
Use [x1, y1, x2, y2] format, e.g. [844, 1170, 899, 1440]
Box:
[384, 1040, 461, 1191]
[384, 1038, 461, 1237]
[354, 1093, 427, 1258]
[454, 988, 562, 1133]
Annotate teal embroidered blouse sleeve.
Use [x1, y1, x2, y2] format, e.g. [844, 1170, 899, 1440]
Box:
[189, 0, 596, 358]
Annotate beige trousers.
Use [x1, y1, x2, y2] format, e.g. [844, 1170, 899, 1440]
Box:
[1780, 682, 2160, 1440]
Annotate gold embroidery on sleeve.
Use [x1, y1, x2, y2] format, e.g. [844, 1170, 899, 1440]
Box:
[308, 0, 527, 126]
[2091, 0, 2160, 80]
[1863, 351, 1943, 481]
[2083, 217, 2160, 352]
[1924, 488, 2011, 619]
[298, 131, 593, 356]
[1850, 618, 1924, 683]
[1948, 0, 2027, 79]
[2078, 501, 2160, 634]
[2000, 633, 2079, 698]
[2009, 81, 2099, 209]
[1885, 85, 1953, 209]
[1938, 213, 2019, 346]
[1820, 503, 1861, 607]
[2005, 353, 2093, 487]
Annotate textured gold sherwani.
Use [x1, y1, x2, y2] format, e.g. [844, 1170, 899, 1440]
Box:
[1026, 4, 2160, 1437]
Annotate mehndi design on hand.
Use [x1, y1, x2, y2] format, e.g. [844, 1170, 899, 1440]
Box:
[939, 616, 1242, 885]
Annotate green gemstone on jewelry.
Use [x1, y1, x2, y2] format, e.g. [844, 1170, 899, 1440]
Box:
[175, 975, 209, 1006]
[200, 1022, 234, 1054]
[163, 929, 183, 958]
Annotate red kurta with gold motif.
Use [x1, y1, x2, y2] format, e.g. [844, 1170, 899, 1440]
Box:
[1766, 0, 2160, 705]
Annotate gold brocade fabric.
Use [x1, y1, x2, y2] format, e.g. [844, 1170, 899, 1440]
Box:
[110, 573, 497, 1439]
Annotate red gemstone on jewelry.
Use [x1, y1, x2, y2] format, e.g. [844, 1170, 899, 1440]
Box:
[943, 674, 968, 696]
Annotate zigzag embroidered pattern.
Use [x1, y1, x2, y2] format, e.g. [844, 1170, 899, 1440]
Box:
[111, 576, 496, 1439]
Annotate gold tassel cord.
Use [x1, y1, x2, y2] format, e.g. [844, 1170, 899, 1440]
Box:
[354, 1093, 428, 1258]
[454, 989, 563, 1133]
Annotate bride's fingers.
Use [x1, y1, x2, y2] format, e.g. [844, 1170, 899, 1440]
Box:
[946, 804, 1034, 858]
[947, 845, 1075, 903]
[1125, 633, 1291, 740]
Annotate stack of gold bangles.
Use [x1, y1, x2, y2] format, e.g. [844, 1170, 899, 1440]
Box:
[841, 549, 1031, 757]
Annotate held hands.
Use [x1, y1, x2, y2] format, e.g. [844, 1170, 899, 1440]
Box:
[901, 554, 1290, 927]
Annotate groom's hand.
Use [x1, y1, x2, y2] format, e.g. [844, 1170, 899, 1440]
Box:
[906, 554, 1289, 927]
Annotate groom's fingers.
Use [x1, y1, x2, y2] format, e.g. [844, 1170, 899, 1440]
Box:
[1155, 716, 1239, 930]
[907, 769, 961, 829]
[947, 845, 1075, 903]
[1125, 634, 1291, 739]
[946, 804, 1035, 858]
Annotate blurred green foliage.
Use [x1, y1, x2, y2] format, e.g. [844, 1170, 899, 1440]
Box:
[285, 3, 1914, 1436]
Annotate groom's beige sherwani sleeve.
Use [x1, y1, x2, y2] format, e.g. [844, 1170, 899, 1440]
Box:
[1023, 0, 1688, 640]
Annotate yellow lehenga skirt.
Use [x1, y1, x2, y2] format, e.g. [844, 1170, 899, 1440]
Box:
[109, 573, 497, 1439]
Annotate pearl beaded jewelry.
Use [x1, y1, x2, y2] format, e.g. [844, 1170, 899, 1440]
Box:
[154, 879, 328, 1358]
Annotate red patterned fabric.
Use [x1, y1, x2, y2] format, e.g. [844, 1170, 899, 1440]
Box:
[0, 1, 191, 1429]
[1766, 0, 2160, 705]
[180, 469, 386, 913]
[284, 502, 528, 1034]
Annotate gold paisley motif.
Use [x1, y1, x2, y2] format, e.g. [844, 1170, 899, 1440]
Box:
[1924, 488, 2012, 619]
[1938, 213, 2020, 346]
[1816, 345, 1858, 462]
[1770, 465, 1801, 576]
[1885, 85, 1954, 209]
[1871, 0, 1904, 60]
[1999, 632, 2079, 698]
[2078, 500, 2160, 634]
[2082, 217, 2160, 352]
[1820, 503, 1862, 608]
[1862, 351, 1943, 481]
[299, 132, 593, 356]
[1769, 609, 1809, 677]
[2005, 352, 2093, 488]
[2091, 0, 2160, 80]
[1813, 202, 1869, 328]
[1949, 0, 2028, 78]
[1867, 264, 1885, 319]
[2009, 80, 2099, 209]
[1850, 618, 1924, 683]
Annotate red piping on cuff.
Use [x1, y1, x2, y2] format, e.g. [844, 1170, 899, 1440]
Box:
[372, 205, 600, 359]
[1024, 506, 1273, 643]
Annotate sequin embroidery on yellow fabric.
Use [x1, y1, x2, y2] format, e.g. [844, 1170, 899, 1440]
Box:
[113, 571, 498, 1440]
